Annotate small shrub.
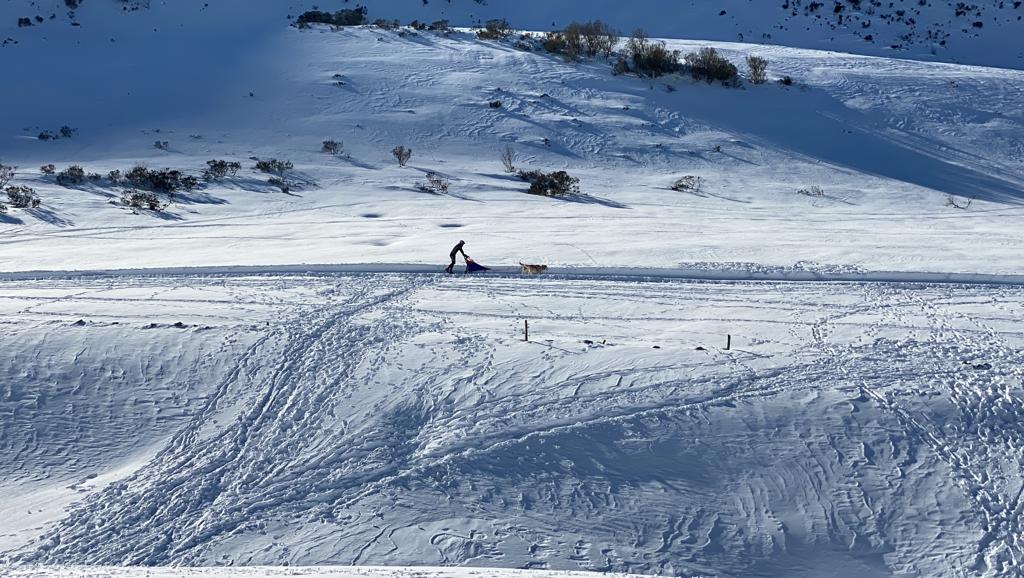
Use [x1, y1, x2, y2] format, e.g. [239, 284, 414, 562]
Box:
[671, 175, 703, 192]
[267, 176, 290, 194]
[417, 172, 450, 194]
[612, 57, 630, 75]
[684, 47, 738, 84]
[373, 19, 399, 30]
[87, 172, 102, 182]
[625, 29, 680, 77]
[477, 19, 514, 40]
[296, 7, 367, 28]
[18, 17, 32, 28]
[202, 160, 241, 181]
[108, 169, 122, 184]
[567, 20, 618, 60]
[392, 146, 412, 167]
[542, 31, 567, 54]
[518, 170, 580, 197]
[154, 140, 169, 150]
[0, 163, 14, 188]
[322, 139, 344, 156]
[0, 203, 6, 214]
[38, 131, 56, 141]
[946, 194, 973, 209]
[409, 20, 427, 31]
[779, 75, 794, 86]
[254, 159, 293, 176]
[121, 189, 163, 211]
[428, 19, 450, 32]
[40, 164, 56, 175]
[488, 100, 502, 108]
[59, 125, 77, 139]
[5, 186, 40, 208]
[56, 165, 86, 186]
[746, 55, 768, 84]
[125, 166, 199, 192]
[798, 185, 825, 197]
[500, 144, 516, 173]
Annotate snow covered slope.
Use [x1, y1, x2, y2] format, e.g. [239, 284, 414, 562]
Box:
[6, 566, 647, 578]
[3, 0, 1023, 68]
[2, 2, 1024, 577]
[0, 1, 1022, 276]
[1, 272, 1023, 577]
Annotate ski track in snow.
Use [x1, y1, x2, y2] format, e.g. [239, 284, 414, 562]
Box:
[1, 272, 1022, 577]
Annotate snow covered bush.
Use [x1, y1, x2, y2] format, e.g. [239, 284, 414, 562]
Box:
[392, 146, 412, 167]
[543, 21, 617, 61]
[56, 165, 86, 186]
[416, 172, 450, 194]
[798, 185, 825, 197]
[5, 186, 40, 208]
[267, 176, 290, 194]
[684, 47, 739, 84]
[477, 19, 514, 40]
[625, 29, 680, 77]
[427, 20, 450, 33]
[202, 160, 241, 181]
[121, 189, 164, 211]
[322, 140, 344, 156]
[373, 19, 399, 30]
[154, 140, 169, 150]
[40, 164, 56, 175]
[59, 125, 78, 139]
[542, 31, 567, 55]
[254, 159, 293, 176]
[0, 202, 6, 214]
[671, 175, 703, 193]
[518, 170, 580, 197]
[0, 163, 13, 188]
[125, 166, 199, 192]
[296, 7, 367, 28]
[746, 55, 769, 84]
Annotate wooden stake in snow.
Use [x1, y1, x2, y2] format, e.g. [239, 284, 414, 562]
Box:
[726, 334, 731, 350]
[524, 319, 530, 342]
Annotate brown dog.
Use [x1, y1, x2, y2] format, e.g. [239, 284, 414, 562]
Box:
[520, 262, 549, 275]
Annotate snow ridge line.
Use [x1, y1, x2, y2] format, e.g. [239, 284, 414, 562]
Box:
[0, 264, 1022, 287]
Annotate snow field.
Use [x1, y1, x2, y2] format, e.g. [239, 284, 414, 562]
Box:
[0, 19, 1022, 275]
[1, 273, 1022, 576]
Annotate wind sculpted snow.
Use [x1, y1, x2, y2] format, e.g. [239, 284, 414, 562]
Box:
[2, 273, 1023, 577]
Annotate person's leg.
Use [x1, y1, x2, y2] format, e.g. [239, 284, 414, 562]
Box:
[445, 255, 456, 273]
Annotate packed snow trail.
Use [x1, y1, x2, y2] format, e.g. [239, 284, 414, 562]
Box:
[3, 273, 1023, 577]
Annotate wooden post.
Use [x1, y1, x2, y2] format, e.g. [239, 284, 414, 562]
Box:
[524, 320, 529, 342]
[726, 334, 731, 350]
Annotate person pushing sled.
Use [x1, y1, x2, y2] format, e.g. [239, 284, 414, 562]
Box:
[445, 240, 490, 274]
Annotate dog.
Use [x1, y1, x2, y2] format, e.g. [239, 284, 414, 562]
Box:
[520, 262, 549, 275]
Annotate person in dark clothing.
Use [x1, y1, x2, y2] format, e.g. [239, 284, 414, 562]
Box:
[445, 240, 468, 274]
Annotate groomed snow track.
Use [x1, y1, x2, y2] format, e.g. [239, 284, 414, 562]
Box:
[1, 264, 1022, 287]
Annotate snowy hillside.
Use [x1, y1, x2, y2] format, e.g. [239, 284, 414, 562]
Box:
[0, 1, 1022, 275]
[3, 0, 1024, 68]
[2, 272, 1023, 578]
[1, 1, 1024, 578]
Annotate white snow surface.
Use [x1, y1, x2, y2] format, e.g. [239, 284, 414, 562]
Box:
[2, 2, 1024, 578]
[0, 1, 1022, 276]
[5, 566, 647, 578]
[1, 273, 1024, 577]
